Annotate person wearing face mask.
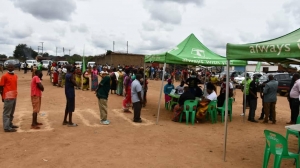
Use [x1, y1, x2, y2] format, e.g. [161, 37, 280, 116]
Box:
[186, 71, 201, 96]
[240, 73, 251, 116]
[248, 76, 259, 123]
[217, 76, 233, 107]
[0, 64, 18, 132]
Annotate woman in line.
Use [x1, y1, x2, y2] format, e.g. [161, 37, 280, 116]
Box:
[82, 70, 90, 91]
[122, 69, 132, 112]
[116, 69, 124, 96]
[57, 66, 63, 87]
[75, 66, 82, 89]
[110, 69, 117, 94]
[91, 66, 99, 91]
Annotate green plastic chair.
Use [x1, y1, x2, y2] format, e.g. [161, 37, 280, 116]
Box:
[169, 97, 179, 111]
[206, 100, 217, 124]
[179, 100, 198, 125]
[263, 130, 299, 168]
[217, 98, 233, 122]
[286, 116, 300, 154]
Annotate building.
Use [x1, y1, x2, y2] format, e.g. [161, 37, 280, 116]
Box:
[94, 52, 145, 67]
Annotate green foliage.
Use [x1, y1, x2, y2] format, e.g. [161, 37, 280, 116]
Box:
[0, 54, 7, 58]
[13, 44, 38, 61]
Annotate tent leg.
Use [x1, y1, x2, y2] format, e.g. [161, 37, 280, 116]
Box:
[156, 63, 166, 124]
[223, 60, 230, 162]
[243, 69, 247, 122]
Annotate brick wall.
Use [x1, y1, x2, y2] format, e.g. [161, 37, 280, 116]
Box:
[93, 53, 145, 67]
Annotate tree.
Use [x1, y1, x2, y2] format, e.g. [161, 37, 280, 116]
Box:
[0, 54, 7, 58]
[13, 44, 38, 61]
[42, 52, 49, 57]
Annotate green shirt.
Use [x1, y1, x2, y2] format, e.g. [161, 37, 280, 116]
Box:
[38, 64, 43, 70]
[242, 79, 252, 95]
[96, 76, 111, 99]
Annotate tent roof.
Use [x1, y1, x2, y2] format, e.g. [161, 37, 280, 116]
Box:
[226, 28, 300, 65]
[145, 34, 247, 66]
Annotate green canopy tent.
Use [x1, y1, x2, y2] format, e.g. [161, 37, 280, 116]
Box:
[145, 34, 247, 125]
[222, 28, 300, 161]
[145, 33, 247, 66]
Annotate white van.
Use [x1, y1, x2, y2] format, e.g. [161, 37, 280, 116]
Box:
[87, 61, 96, 68]
[21, 60, 37, 69]
[41, 60, 52, 69]
[75, 61, 82, 69]
[57, 61, 69, 66]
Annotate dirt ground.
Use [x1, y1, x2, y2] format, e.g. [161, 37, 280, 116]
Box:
[0, 70, 296, 168]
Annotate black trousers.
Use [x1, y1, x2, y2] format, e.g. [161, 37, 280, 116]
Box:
[133, 102, 142, 121]
[290, 98, 300, 123]
[248, 99, 257, 120]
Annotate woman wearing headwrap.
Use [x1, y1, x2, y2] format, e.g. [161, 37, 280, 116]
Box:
[110, 69, 117, 94]
[164, 79, 174, 105]
[82, 70, 90, 91]
[91, 66, 99, 91]
[122, 68, 132, 112]
[116, 69, 124, 95]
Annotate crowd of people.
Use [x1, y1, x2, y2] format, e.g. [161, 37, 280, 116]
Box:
[1, 61, 299, 132]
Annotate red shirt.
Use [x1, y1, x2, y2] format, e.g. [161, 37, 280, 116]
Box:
[31, 76, 42, 97]
[0, 73, 18, 99]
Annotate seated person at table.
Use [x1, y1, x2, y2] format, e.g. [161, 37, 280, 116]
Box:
[196, 82, 217, 120]
[195, 85, 203, 97]
[186, 72, 201, 96]
[164, 79, 174, 104]
[217, 77, 233, 107]
[172, 87, 196, 122]
[175, 81, 185, 94]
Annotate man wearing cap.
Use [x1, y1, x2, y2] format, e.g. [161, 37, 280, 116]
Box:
[96, 71, 111, 125]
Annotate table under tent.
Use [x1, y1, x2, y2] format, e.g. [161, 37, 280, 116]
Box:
[224, 28, 300, 161]
[145, 33, 247, 124]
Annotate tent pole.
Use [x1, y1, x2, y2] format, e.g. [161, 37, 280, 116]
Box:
[243, 69, 247, 122]
[156, 63, 166, 124]
[223, 60, 230, 161]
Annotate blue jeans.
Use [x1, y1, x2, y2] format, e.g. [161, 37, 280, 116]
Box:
[3, 99, 16, 130]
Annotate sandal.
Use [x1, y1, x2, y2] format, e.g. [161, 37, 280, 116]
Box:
[31, 126, 40, 129]
[62, 121, 69, 125]
[68, 123, 78, 127]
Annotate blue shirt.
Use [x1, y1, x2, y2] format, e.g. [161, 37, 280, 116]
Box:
[263, 80, 278, 102]
[65, 73, 75, 98]
[164, 84, 174, 94]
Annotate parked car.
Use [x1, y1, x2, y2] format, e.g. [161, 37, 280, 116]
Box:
[21, 60, 37, 69]
[258, 73, 291, 96]
[87, 61, 96, 68]
[234, 72, 265, 88]
[75, 61, 82, 69]
[57, 61, 69, 66]
[4, 59, 20, 69]
[41, 60, 52, 69]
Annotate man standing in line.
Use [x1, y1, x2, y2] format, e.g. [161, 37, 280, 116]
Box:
[0, 64, 18, 132]
[248, 76, 258, 123]
[263, 75, 278, 124]
[24, 62, 28, 74]
[63, 65, 78, 127]
[131, 74, 143, 123]
[31, 70, 44, 129]
[241, 73, 251, 116]
[37, 62, 43, 80]
[287, 73, 300, 124]
[96, 71, 111, 125]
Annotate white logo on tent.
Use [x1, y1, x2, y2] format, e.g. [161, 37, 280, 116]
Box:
[191, 48, 209, 59]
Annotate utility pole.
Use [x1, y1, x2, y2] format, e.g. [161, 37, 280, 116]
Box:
[113, 41, 115, 51]
[40, 42, 44, 55]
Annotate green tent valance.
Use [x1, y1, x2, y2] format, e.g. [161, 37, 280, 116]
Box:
[227, 28, 300, 64]
[145, 34, 247, 66]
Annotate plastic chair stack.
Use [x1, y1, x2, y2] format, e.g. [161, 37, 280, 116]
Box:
[286, 116, 300, 154]
[263, 129, 299, 168]
[179, 100, 198, 125]
[206, 100, 217, 124]
[217, 98, 233, 122]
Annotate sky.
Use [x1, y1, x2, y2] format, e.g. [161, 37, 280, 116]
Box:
[0, 0, 300, 58]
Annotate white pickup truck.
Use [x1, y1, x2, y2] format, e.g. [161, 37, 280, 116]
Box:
[21, 60, 37, 69]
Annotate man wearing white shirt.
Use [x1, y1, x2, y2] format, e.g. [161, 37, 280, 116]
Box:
[131, 74, 143, 123]
[287, 73, 300, 124]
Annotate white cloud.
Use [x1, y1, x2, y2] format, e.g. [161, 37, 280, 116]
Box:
[11, 0, 76, 21]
